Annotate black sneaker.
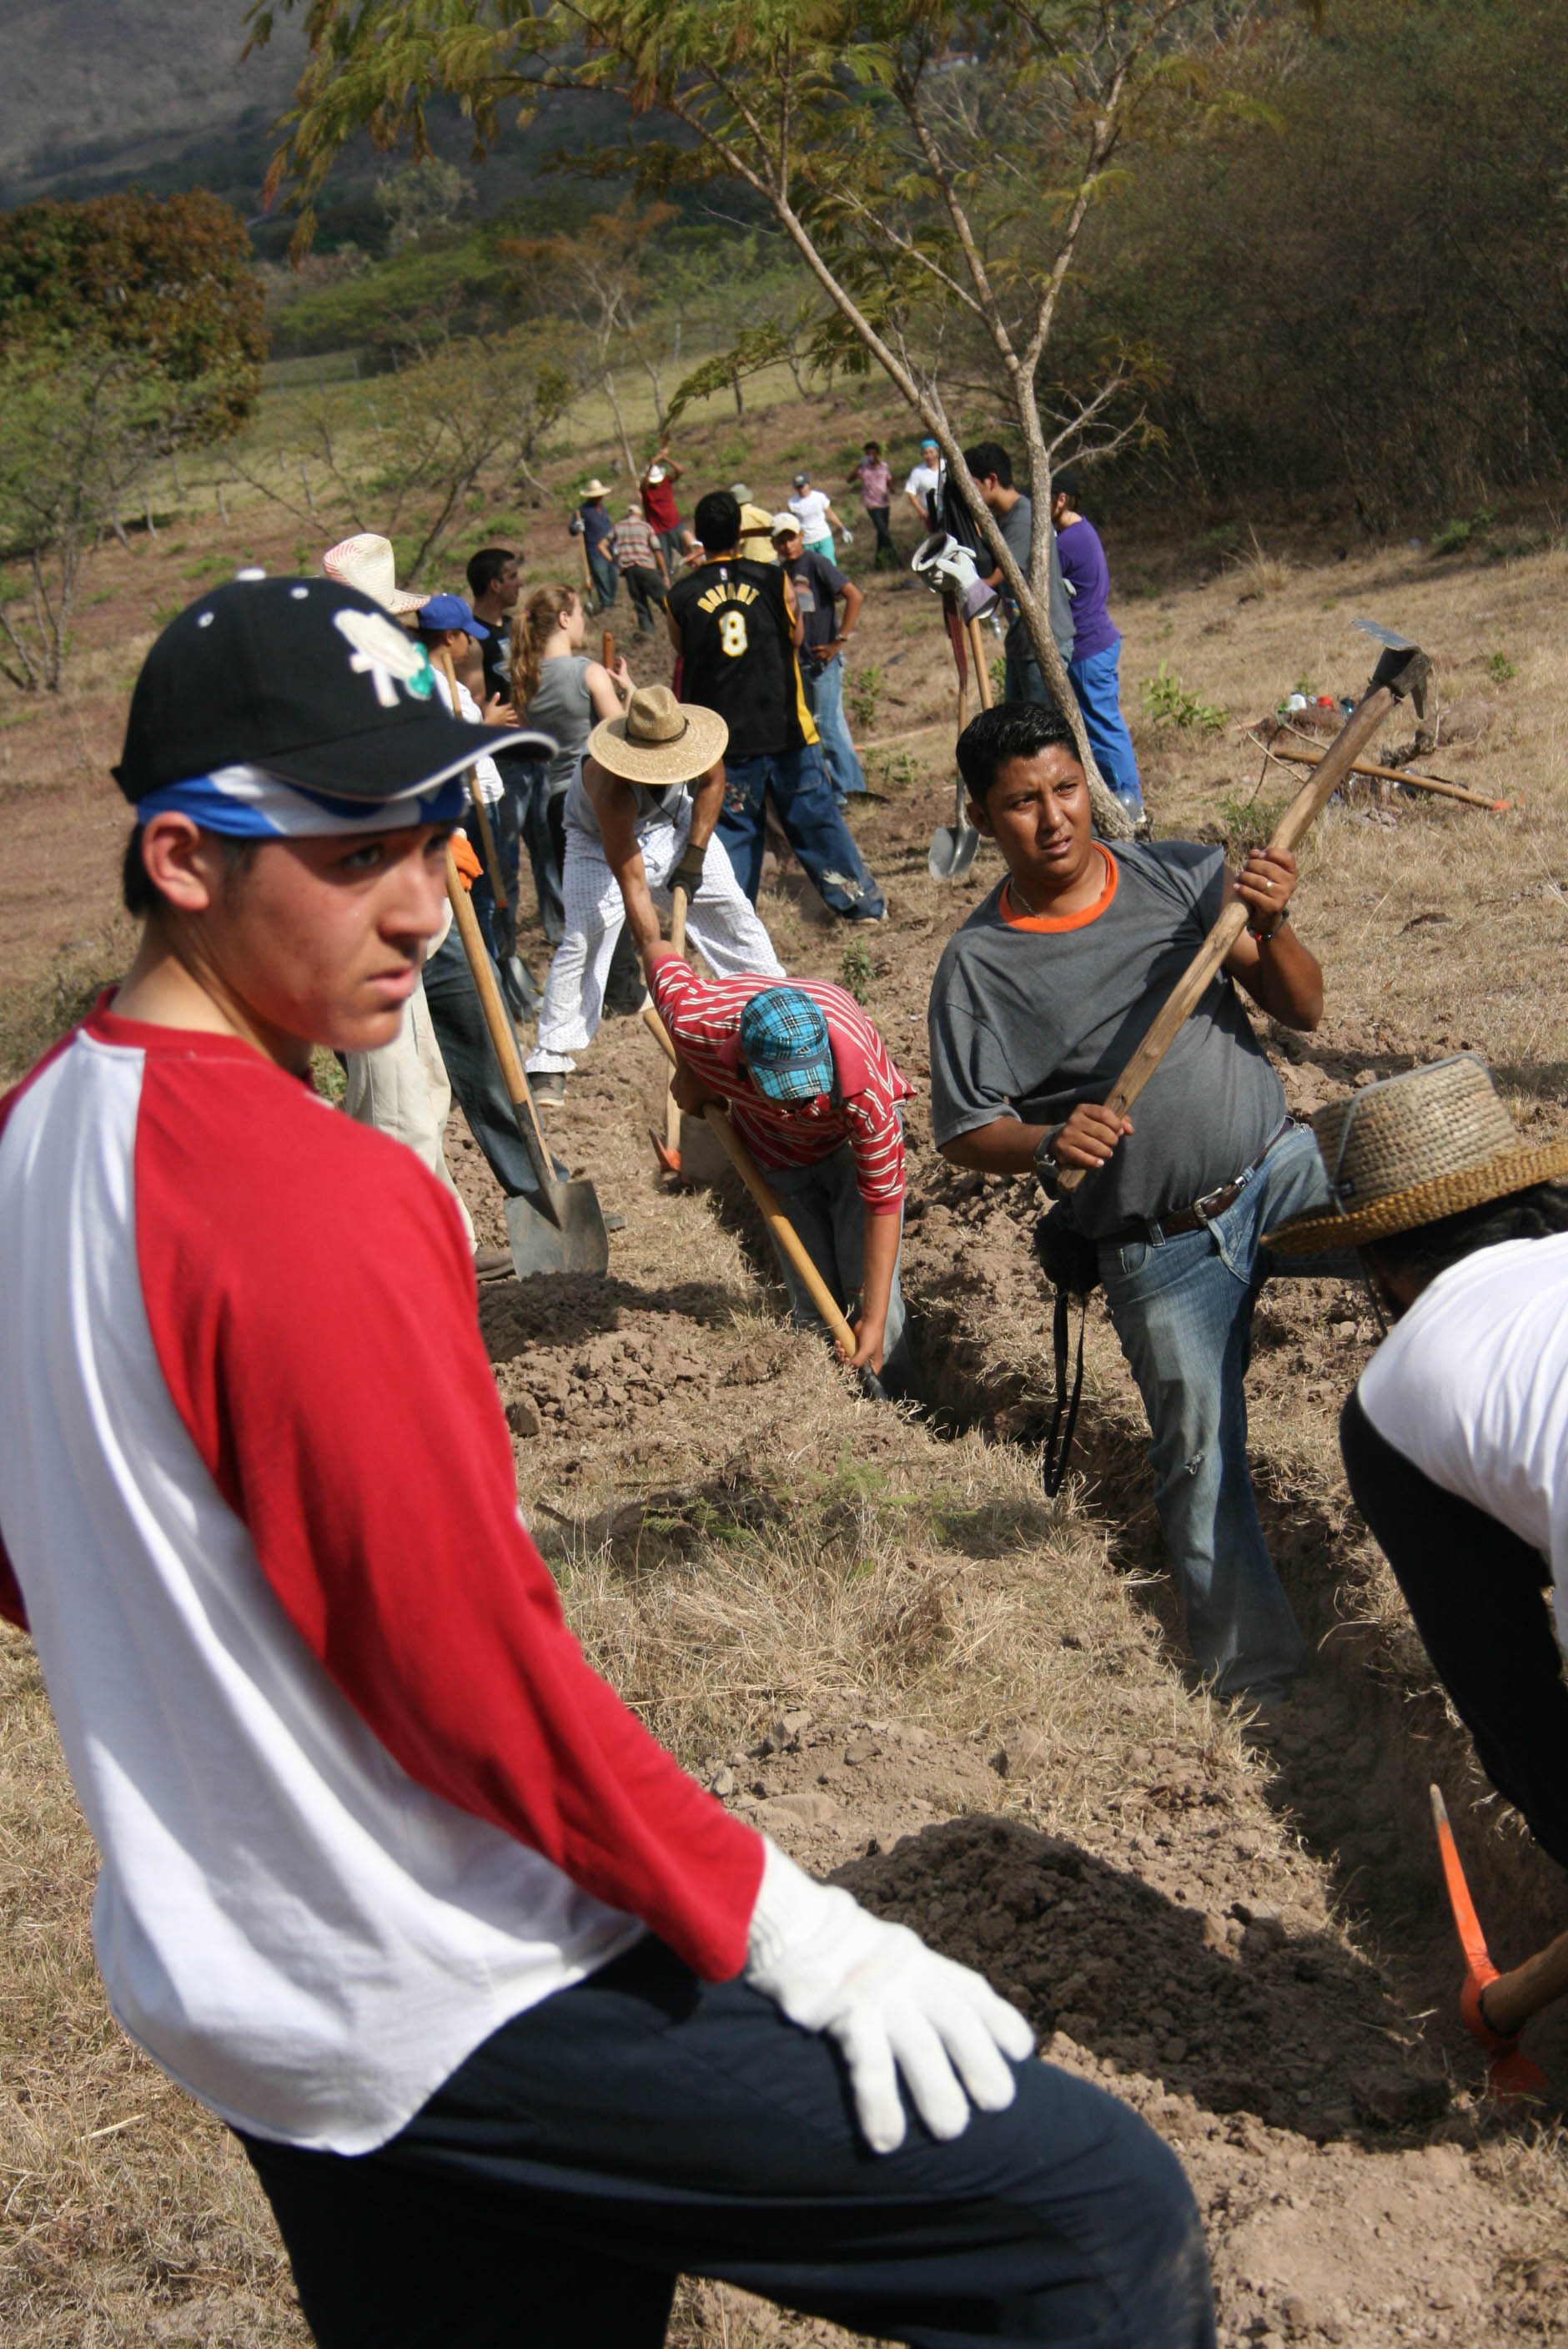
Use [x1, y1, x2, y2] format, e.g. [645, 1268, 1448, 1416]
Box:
[530, 1072, 566, 1109]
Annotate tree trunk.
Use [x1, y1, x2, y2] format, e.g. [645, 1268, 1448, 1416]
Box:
[731, 370, 745, 420]
[602, 370, 637, 478]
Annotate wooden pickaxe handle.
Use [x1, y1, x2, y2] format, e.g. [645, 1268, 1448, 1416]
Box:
[967, 613, 995, 712]
[642, 1003, 861, 1360]
[602, 629, 615, 671]
[1057, 673, 1409, 1195]
[435, 648, 510, 918]
[663, 884, 689, 1159]
[1256, 739, 1510, 813]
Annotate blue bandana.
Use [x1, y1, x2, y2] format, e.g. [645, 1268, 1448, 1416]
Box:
[133, 763, 470, 838]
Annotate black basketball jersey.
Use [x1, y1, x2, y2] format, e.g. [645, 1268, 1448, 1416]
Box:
[666, 557, 818, 760]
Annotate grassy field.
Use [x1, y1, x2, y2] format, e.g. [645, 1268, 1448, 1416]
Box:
[4, 368, 1568, 2346]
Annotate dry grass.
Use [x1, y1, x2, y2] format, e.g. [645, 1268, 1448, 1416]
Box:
[1226, 526, 1293, 601]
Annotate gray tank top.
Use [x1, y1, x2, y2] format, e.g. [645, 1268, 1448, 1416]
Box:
[523, 655, 595, 798]
[564, 767, 688, 843]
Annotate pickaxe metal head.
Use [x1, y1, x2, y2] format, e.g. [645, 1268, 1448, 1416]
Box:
[1368, 640, 1432, 719]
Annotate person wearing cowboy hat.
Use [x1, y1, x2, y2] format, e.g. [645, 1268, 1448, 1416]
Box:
[576, 481, 618, 614]
[524, 683, 784, 1106]
[1266, 1055, 1568, 1872]
[0, 575, 1216, 2349]
[639, 440, 685, 570]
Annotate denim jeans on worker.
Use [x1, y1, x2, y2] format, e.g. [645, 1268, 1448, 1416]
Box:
[1069, 636, 1143, 813]
[717, 742, 885, 919]
[1096, 1124, 1357, 1699]
[810, 651, 866, 797]
[586, 545, 617, 612]
[762, 1138, 908, 1376]
[513, 759, 565, 944]
[422, 923, 567, 1201]
[866, 503, 895, 566]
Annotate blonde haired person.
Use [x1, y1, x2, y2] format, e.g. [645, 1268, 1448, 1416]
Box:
[509, 583, 631, 951]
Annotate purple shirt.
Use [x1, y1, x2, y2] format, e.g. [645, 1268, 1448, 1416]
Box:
[1054, 516, 1118, 661]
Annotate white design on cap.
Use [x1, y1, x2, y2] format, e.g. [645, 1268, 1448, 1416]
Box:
[333, 608, 436, 710]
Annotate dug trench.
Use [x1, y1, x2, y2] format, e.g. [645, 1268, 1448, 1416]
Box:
[445, 943, 1568, 2348]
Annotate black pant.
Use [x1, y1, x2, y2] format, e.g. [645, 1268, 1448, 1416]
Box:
[421, 925, 561, 1200]
[867, 504, 896, 566]
[1340, 1390, 1568, 1867]
[239, 1934, 1214, 2349]
[623, 564, 666, 633]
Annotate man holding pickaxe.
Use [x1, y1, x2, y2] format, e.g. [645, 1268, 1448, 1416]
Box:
[927, 699, 1352, 1703]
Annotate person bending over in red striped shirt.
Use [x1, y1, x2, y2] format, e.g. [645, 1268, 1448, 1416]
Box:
[618, 859, 913, 1381]
[0, 576, 1215, 2349]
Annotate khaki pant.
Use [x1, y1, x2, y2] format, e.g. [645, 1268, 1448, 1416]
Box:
[343, 970, 476, 1249]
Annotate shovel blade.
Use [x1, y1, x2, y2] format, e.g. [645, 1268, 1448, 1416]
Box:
[504, 1181, 611, 1277]
[927, 822, 981, 880]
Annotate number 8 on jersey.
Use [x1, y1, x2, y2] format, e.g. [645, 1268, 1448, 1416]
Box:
[719, 609, 748, 658]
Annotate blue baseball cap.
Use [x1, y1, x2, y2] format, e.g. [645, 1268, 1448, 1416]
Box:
[738, 988, 833, 1104]
[417, 593, 488, 640]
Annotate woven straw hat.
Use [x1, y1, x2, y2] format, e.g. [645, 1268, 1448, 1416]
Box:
[320, 533, 427, 616]
[1264, 1054, 1568, 1253]
[587, 684, 728, 786]
[582, 479, 609, 498]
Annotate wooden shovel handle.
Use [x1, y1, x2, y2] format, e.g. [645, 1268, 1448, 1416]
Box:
[1057, 683, 1398, 1195]
[602, 629, 615, 671]
[435, 648, 509, 915]
[967, 614, 995, 712]
[445, 853, 558, 1213]
[641, 1004, 860, 1356]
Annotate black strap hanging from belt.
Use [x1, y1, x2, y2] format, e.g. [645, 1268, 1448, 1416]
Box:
[1042, 1285, 1088, 1498]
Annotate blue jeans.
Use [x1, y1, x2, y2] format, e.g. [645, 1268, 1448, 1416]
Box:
[810, 651, 866, 797]
[1069, 637, 1142, 813]
[241, 1933, 1214, 2349]
[762, 1139, 907, 1372]
[1096, 1124, 1358, 1698]
[586, 545, 617, 611]
[718, 742, 885, 919]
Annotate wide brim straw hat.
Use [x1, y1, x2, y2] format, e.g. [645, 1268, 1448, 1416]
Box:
[321, 533, 427, 616]
[1264, 1053, 1568, 1253]
[588, 683, 728, 785]
[582, 479, 609, 497]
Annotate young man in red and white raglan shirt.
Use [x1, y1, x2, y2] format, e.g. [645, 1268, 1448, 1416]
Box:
[0, 577, 1214, 2349]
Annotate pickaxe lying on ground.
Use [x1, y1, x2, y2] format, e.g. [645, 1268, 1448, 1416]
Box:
[1430, 1785, 1568, 2100]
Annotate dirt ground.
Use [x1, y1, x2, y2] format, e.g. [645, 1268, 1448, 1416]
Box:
[3, 392, 1568, 2344]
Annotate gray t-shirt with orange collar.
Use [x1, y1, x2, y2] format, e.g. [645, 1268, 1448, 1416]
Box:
[927, 840, 1285, 1238]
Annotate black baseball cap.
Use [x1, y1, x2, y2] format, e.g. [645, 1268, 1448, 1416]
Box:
[114, 574, 547, 805]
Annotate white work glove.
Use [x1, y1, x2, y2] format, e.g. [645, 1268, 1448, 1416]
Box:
[744, 1838, 1033, 2153]
[840, 526, 855, 546]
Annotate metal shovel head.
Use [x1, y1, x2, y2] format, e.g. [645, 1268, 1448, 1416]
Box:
[504, 1180, 611, 1277]
[928, 816, 981, 880]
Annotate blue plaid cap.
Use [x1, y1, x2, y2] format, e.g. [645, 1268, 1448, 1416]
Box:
[738, 988, 833, 1104]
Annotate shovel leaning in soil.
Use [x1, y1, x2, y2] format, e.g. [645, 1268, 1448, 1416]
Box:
[445, 850, 611, 1276]
[643, 1003, 887, 1401]
[1430, 1784, 1565, 2100]
[434, 647, 539, 1019]
[1056, 640, 1433, 1200]
[928, 610, 990, 881]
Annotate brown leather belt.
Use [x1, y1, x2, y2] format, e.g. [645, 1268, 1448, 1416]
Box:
[1104, 1119, 1294, 1248]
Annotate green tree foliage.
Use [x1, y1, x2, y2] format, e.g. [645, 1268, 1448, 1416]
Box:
[0, 189, 266, 442]
[0, 352, 169, 692]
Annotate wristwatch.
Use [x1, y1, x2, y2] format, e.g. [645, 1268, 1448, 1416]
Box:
[1033, 1125, 1067, 1199]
